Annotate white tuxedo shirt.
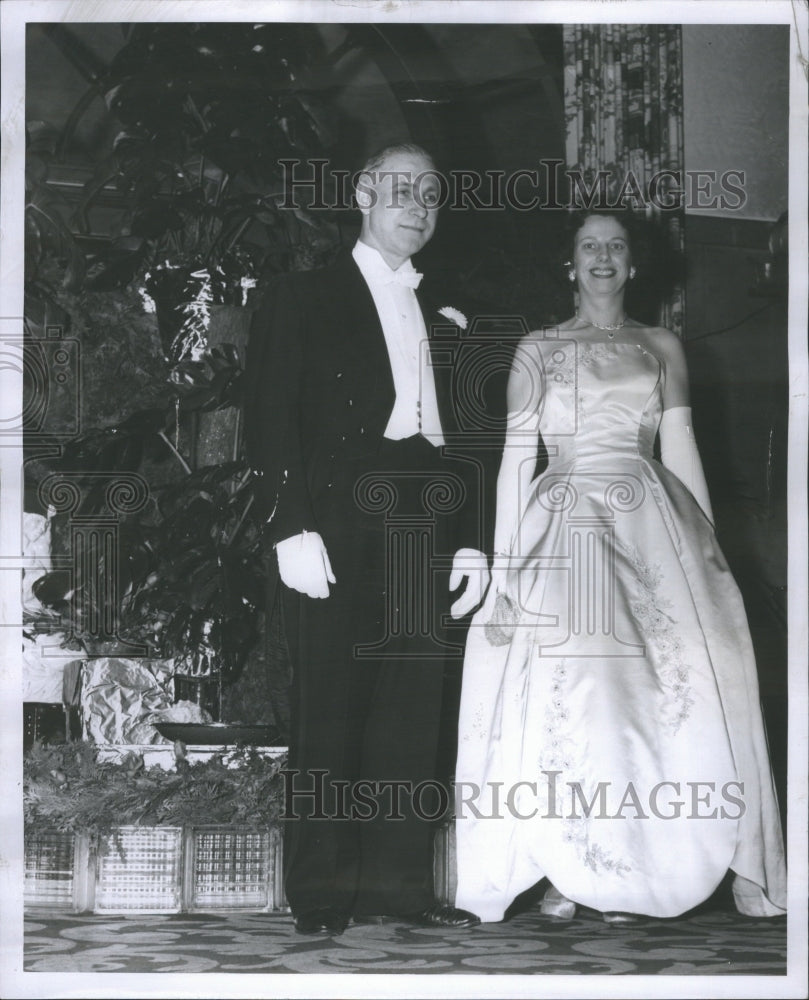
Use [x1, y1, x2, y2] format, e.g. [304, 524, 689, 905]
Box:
[352, 240, 445, 445]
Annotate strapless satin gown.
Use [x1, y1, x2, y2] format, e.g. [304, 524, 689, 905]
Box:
[454, 336, 786, 920]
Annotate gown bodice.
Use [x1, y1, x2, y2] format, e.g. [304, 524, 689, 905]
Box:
[534, 338, 663, 467]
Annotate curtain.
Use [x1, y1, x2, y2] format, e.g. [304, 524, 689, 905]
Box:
[563, 24, 685, 336]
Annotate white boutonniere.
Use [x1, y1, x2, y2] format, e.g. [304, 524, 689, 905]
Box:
[438, 306, 468, 330]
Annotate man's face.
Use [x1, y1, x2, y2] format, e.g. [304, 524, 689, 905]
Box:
[357, 151, 440, 269]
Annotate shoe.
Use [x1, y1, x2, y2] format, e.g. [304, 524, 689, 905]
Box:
[602, 911, 640, 924]
[539, 884, 577, 920]
[354, 904, 480, 929]
[294, 907, 350, 935]
[410, 904, 481, 928]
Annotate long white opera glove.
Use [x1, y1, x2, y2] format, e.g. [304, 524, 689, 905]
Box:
[449, 548, 490, 619]
[659, 406, 714, 526]
[276, 530, 336, 599]
[488, 407, 542, 593]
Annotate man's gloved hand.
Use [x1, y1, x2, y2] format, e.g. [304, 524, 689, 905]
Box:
[276, 531, 336, 599]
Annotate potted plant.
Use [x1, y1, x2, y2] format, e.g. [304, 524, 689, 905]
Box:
[31, 344, 267, 720]
[24, 23, 343, 728]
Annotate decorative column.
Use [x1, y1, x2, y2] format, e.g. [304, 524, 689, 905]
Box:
[563, 23, 686, 336]
[39, 471, 150, 655]
[532, 472, 647, 659]
[352, 470, 467, 661]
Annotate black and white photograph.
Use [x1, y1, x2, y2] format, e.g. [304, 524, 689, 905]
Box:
[1, 1, 807, 997]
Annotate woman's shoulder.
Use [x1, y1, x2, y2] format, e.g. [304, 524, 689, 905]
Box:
[631, 323, 686, 360]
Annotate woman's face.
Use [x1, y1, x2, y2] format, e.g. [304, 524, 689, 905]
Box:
[572, 215, 632, 296]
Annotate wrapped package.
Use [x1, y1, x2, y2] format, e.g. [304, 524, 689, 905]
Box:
[81, 658, 174, 744]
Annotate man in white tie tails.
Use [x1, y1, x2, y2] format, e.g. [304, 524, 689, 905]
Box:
[246, 143, 488, 934]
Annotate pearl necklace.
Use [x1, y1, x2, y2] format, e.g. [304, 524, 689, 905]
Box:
[576, 312, 625, 338]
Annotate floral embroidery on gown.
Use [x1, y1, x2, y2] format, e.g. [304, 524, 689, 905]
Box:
[454, 335, 786, 921]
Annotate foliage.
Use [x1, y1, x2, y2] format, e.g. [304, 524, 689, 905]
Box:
[23, 23, 339, 716]
[24, 274, 170, 439]
[24, 740, 286, 837]
[74, 21, 340, 290]
[31, 341, 266, 680]
[26, 122, 87, 291]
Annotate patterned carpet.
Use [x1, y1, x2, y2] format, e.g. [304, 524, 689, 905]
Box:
[24, 886, 787, 976]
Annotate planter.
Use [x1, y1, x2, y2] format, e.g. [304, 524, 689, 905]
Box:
[23, 830, 87, 911]
[95, 826, 185, 913]
[187, 826, 284, 913]
[24, 825, 288, 914]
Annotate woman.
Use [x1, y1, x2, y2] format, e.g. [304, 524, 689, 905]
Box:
[454, 210, 786, 923]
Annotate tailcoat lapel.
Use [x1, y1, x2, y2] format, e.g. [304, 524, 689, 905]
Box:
[324, 251, 463, 440]
[416, 282, 460, 437]
[330, 252, 394, 394]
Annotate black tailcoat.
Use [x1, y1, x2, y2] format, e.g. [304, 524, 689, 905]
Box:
[245, 249, 486, 916]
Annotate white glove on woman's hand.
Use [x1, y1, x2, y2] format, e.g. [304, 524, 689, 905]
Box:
[659, 406, 714, 526]
[276, 531, 336, 599]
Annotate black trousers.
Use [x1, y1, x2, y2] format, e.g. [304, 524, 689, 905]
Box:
[281, 436, 468, 916]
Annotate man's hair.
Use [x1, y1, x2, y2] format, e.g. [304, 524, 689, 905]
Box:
[357, 142, 437, 182]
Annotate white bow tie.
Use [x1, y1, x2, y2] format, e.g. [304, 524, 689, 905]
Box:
[385, 268, 423, 289]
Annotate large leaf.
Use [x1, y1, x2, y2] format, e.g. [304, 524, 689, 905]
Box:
[25, 184, 87, 290]
[32, 570, 73, 608]
[75, 154, 120, 232]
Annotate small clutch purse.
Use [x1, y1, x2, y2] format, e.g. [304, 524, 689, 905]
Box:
[484, 591, 520, 647]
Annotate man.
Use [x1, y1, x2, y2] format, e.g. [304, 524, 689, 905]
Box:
[245, 143, 488, 935]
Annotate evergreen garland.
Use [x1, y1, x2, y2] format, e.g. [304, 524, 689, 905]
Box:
[24, 741, 286, 837]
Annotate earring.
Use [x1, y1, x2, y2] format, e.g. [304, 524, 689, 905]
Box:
[629, 267, 636, 279]
[568, 270, 576, 282]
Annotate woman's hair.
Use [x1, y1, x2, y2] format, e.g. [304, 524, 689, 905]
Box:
[560, 207, 647, 270]
[558, 207, 685, 325]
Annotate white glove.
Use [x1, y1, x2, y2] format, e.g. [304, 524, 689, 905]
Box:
[659, 406, 714, 526]
[449, 548, 490, 619]
[276, 530, 336, 599]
